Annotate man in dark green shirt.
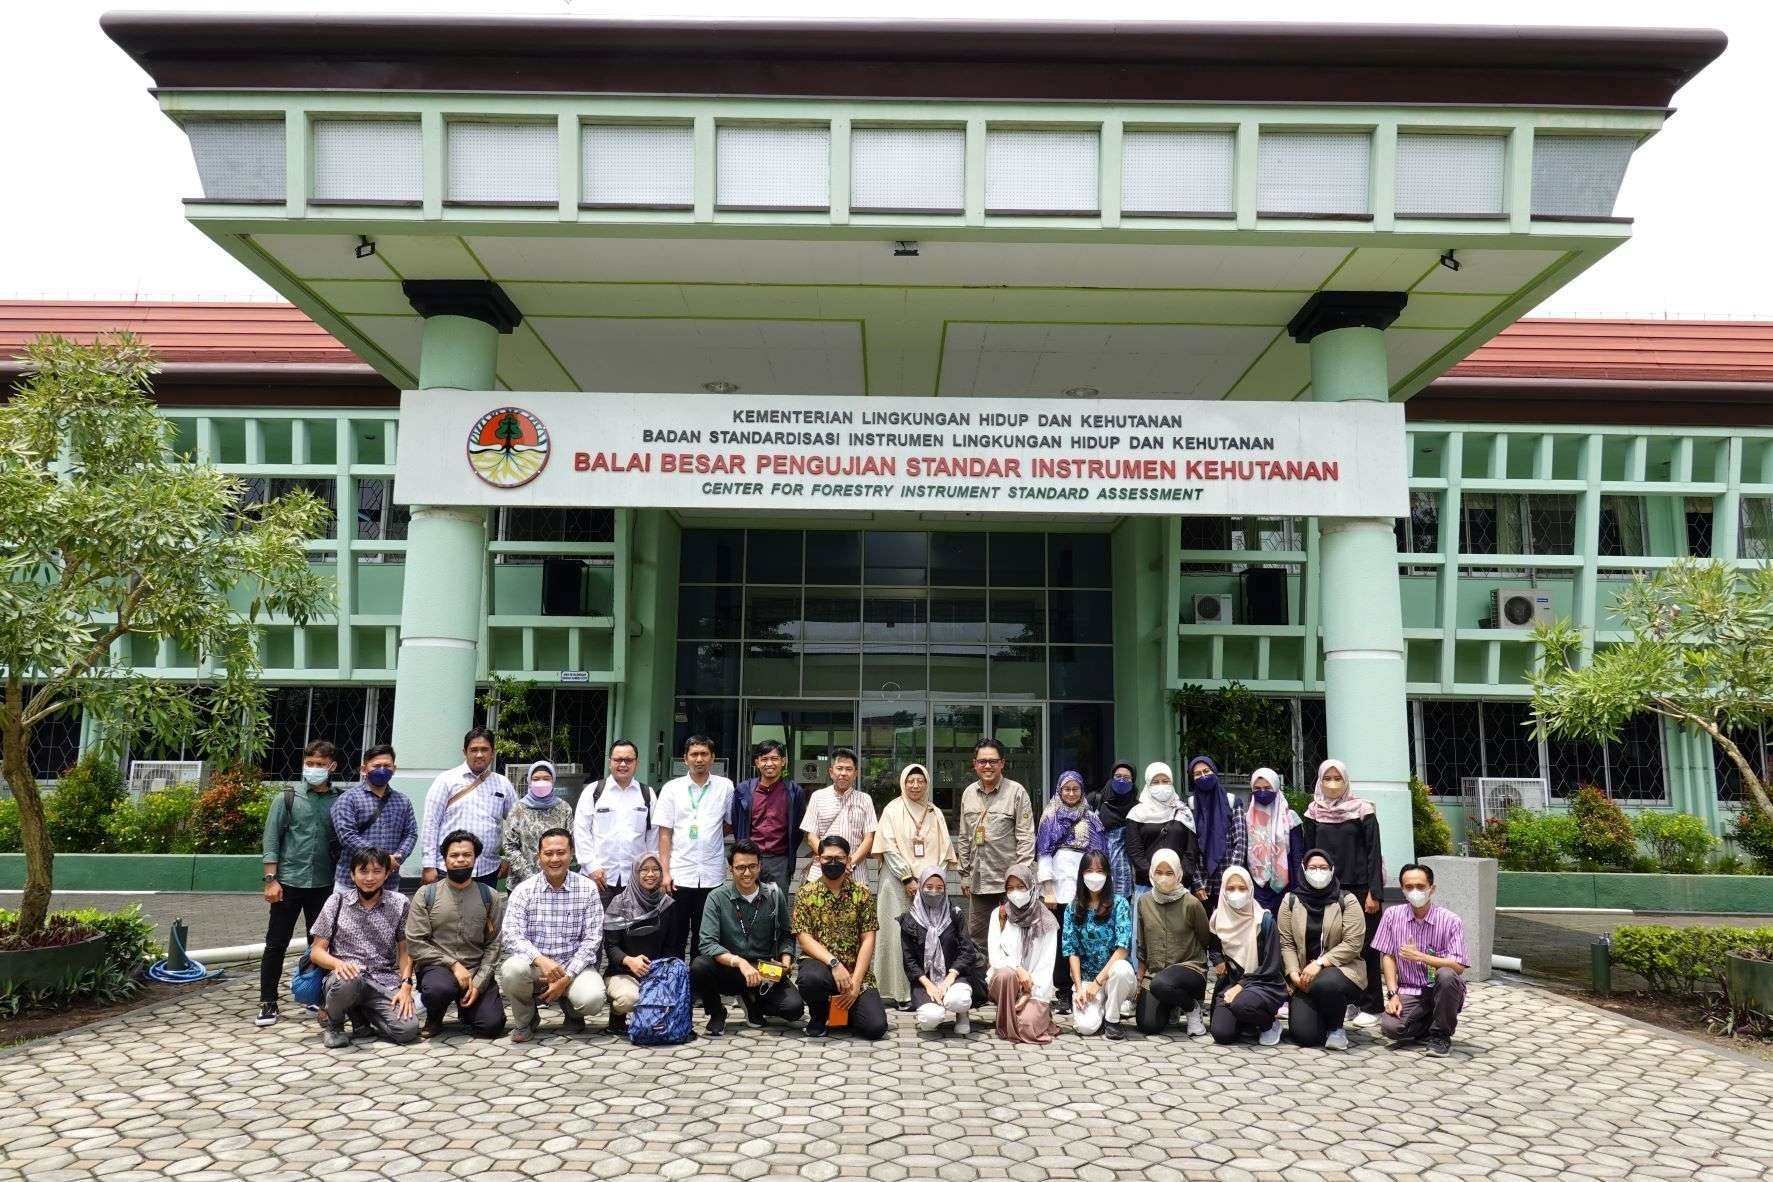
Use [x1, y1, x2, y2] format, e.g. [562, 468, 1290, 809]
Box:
[692, 839, 805, 1036]
[256, 739, 341, 1027]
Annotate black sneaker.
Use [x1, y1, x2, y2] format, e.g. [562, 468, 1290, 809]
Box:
[562, 1015, 587, 1035]
[255, 1003, 279, 1027]
[1427, 1035, 1452, 1057]
[1052, 994, 1072, 1016]
[608, 1013, 628, 1037]
[806, 1020, 829, 1038]
[1102, 1022, 1127, 1041]
[742, 997, 765, 1028]
[706, 1011, 727, 1037]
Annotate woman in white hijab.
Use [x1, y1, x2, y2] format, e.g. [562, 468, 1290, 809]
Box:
[1206, 865, 1288, 1046]
[1245, 768, 1303, 915]
[874, 763, 954, 1007]
[1122, 762, 1198, 961]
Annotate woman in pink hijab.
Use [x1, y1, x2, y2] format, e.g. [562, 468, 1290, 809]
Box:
[1299, 758, 1384, 1028]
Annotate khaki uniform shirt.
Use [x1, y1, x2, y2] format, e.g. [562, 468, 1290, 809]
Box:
[955, 779, 1036, 895]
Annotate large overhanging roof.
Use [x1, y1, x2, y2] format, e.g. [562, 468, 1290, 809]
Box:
[106, 14, 1725, 402]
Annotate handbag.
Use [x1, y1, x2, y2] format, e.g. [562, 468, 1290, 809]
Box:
[289, 893, 343, 1007]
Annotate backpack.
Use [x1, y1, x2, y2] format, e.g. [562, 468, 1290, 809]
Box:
[290, 892, 343, 1007]
[592, 778, 655, 828]
[626, 956, 692, 1046]
[420, 881, 498, 945]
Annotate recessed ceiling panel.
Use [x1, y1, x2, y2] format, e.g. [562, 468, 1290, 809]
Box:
[528, 317, 865, 396]
[254, 233, 398, 281]
[938, 323, 1274, 399]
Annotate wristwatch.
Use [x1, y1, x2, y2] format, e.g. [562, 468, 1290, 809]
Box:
[404, 974, 417, 987]
[262, 874, 277, 883]
[827, 956, 841, 970]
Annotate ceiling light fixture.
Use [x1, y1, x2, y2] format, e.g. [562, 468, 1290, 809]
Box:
[702, 380, 740, 394]
[1063, 386, 1100, 398]
[893, 240, 920, 257]
[354, 235, 376, 259]
[1439, 249, 1460, 272]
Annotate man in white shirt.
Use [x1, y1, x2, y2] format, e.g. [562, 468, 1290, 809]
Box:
[419, 727, 516, 887]
[657, 734, 735, 959]
[572, 737, 657, 905]
[799, 747, 877, 886]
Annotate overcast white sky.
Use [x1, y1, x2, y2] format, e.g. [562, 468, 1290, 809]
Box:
[3, 0, 1767, 318]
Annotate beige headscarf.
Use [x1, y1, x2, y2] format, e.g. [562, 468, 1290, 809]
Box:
[1208, 865, 1260, 973]
[876, 762, 954, 877]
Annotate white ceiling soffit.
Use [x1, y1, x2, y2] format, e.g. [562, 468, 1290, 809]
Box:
[460, 236, 1350, 290]
[937, 323, 1277, 399]
[528, 317, 865, 396]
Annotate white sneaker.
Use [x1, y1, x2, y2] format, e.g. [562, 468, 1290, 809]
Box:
[1259, 1018, 1283, 1047]
[954, 1015, 971, 1036]
[1325, 1027, 1349, 1051]
[1349, 1010, 1380, 1030]
[1277, 1002, 1289, 1022]
[1120, 999, 1136, 1021]
[1185, 1005, 1206, 1038]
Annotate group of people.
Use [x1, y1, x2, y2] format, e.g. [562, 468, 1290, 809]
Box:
[259, 729, 1471, 1056]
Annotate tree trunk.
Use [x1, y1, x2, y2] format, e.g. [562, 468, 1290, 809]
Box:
[1688, 711, 1773, 823]
[2, 681, 52, 935]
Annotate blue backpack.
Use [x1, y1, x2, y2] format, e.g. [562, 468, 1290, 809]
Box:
[627, 956, 692, 1046]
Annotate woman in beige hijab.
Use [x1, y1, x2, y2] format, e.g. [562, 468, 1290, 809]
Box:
[874, 763, 955, 1007]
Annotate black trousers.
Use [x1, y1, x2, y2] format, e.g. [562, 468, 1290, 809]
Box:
[1047, 903, 1071, 1000]
[1288, 966, 1360, 1047]
[1135, 965, 1207, 1034]
[667, 886, 716, 959]
[797, 958, 889, 1040]
[1208, 979, 1286, 1044]
[259, 884, 333, 1004]
[417, 964, 507, 1037]
[689, 956, 806, 1022]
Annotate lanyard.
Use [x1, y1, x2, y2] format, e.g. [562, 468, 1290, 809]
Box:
[688, 781, 712, 816]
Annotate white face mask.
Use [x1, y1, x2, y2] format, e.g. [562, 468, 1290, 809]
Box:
[1304, 868, 1333, 890]
[1149, 784, 1175, 803]
[1404, 888, 1431, 909]
[1082, 872, 1108, 892]
[1006, 889, 1032, 909]
[301, 766, 330, 786]
[1223, 890, 1251, 911]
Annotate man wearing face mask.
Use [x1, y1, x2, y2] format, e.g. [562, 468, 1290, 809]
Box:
[792, 836, 889, 1039]
[1373, 864, 1470, 1057]
[331, 745, 417, 895]
[256, 739, 343, 1028]
[307, 848, 420, 1049]
[406, 830, 507, 1039]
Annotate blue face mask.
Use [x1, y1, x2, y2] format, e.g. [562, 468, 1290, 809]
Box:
[1110, 776, 1133, 796]
[301, 766, 330, 787]
[1253, 788, 1276, 806]
[365, 767, 395, 788]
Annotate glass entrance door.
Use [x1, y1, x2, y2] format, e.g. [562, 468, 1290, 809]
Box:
[744, 701, 856, 789]
[988, 703, 1046, 812]
[860, 702, 927, 815]
[929, 701, 986, 815]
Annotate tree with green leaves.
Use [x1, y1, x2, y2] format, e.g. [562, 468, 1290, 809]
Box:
[0, 334, 333, 935]
[1528, 558, 1773, 824]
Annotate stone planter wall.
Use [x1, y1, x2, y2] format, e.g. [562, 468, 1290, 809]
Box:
[0, 933, 109, 989]
[0, 854, 263, 893]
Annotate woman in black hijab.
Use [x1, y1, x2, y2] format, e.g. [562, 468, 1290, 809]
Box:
[1275, 847, 1368, 1050]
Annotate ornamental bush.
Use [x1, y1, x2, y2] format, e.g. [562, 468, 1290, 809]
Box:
[1466, 815, 1509, 862]
[1733, 808, 1773, 873]
[1502, 809, 1576, 871]
[101, 786, 198, 854]
[44, 757, 126, 853]
[1632, 812, 1718, 874]
[190, 765, 271, 854]
[1410, 776, 1453, 858]
[1568, 785, 1638, 870]
[0, 798, 19, 853]
[1611, 924, 1773, 995]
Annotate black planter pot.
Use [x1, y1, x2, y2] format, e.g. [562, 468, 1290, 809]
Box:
[0, 933, 108, 989]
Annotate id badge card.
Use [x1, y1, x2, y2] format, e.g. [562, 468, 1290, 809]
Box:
[973, 824, 986, 848]
[688, 824, 701, 841]
[912, 840, 926, 860]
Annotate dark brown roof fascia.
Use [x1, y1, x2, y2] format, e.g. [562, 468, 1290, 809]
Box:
[100, 15, 1725, 107]
[1410, 377, 1773, 428]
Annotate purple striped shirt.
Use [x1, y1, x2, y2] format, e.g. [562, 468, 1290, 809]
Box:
[1371, 903, 1468, 996]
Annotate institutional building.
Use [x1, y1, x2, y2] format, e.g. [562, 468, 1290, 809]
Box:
[22, 14, 1755, 871]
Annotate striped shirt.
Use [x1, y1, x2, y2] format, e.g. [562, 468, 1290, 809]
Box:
[419, 763, 516, 875]
[331, 783, 419, 888]
[800, 785, 878, 884]
[502, 870, 604, 978]
[1371, 902, 1470, 996]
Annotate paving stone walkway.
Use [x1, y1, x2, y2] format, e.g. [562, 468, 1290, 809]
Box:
[2, 973, 1770, 1181]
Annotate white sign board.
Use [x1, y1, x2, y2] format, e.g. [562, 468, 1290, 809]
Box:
[393, 391, 1408, 517]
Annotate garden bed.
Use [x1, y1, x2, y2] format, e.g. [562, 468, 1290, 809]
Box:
[1499, 871, 1773, 913]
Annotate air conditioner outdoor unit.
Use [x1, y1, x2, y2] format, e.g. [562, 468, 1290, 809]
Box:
[1193, 593, 1233, 624]
[1484, 587, 1553, 629]
[126, 760, 206, 800]
[1460, 776, 1551, 826]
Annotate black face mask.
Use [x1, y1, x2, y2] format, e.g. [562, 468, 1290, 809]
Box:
[356, 885, 383, 904]
[820, 859, 847, 881]
[446, 866, 474, 884]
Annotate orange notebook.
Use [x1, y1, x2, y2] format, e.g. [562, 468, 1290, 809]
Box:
[827, 998, 851, 1027]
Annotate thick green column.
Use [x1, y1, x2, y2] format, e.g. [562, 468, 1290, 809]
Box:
[1289, 292, 1414, 883]
[1112, 516, 1170, 764]
[390, 282, 521, 808]
[618, 509, 681, 785]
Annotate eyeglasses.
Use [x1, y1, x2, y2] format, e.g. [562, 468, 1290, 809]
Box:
[610, 756, 636, 764]
[974, 758, 1002, 766]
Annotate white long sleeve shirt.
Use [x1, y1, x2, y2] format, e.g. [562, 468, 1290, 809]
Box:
[571, 777, 656, 885]
[987, 907, 1058, 1004]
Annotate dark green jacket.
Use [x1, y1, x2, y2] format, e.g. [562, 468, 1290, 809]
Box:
[261, 783, 340, 889]
[698, 879, 794, 963]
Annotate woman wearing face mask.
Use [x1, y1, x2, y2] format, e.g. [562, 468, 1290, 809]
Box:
[1207, 865, 1287, 1046]
[1184, 756, 1246, 912]
[1036, 770, 1106, 1012]
[1123, 763, 1198, 948]
[1300, 758, 1385, 1028]
[875, 763, 956, 1010]
[1134, 849, 1211, 1037]
[1245, 768, 1303, 916]
[499, 761, 575, 888]
[602, 853, 677, 1036]
[1277, 849, 1366, 1050]
[1092, 760, 1139, 903]
[986, 864, 1061, 1045]
[1062, 849, 1136, 1039]
[899, 867, 985, 1036]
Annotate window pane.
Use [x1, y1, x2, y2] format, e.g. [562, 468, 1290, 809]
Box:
[1481, 700, 1540, 779]
[553, 688, 610, 774]
[680, 530, 744, 582]
[989, 645, 1045, 698]
[308, 687, 370, 767]
[990, 589, 1046, 644]
[803, 650, 860, 695]
[863, 648, 927, 695]
[1049, 534, 1111, 588]
[804, 588, 862, 643]
[1050, 646, 1114, 700]
[1422, 700, 1480, 798]
[806, 530, 861, 584]
[1052, 702, 1113, 790]
[864, 591, 928, 644]
[989, 533, 1045, 586]
[744, 588, 802, 641]
[1049, 589, 1112, 644]
[676, 641, 738, 696]
[674, 700, 739, 777]
[929, 646, 987, 694]
[865, 531, 929, 587]
[931, 533, 987, 586]
[929, 590, 988, 644]
[1547, 735, 1606, 799]
[743, 642, 800, 696]
[746, 530, 804, 584]
[265, 687, 311, 781]
[1608, 713, 1666, 801]
[678, 586, 741, 639]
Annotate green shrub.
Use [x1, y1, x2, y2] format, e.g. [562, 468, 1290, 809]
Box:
[1632, 812, 1718, 874]
[102, 786, 198, 854]
[0, 962, 141, 1019]
[191, 765, 271, 854]
[1466, 815, 1509, 862]
[0, 798, 19, 853]
[1568, 785, 1638, 870]
[44, 757, 127, 852]
[1284, 787, 1312, 820]
[58, 905, 157, 974]
[1410, 776, 1453, 858]
[1502, 809, 1576, 871]
[1611, 924, 1773, 995]
[1712, 852, 1753, 875]
[1733, 808, 1773, 873]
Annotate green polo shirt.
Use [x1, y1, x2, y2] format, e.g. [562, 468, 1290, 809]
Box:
[698, 879, 794, 964]
[261, 783, 340, 889]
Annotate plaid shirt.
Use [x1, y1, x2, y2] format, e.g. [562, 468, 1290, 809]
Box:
[1185, 800, 1249, 892]
[311, 889, 409, 997]
[332, 783, 418, 888]
[502, 870, 604, 978]
[420, 763, 516, 875]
